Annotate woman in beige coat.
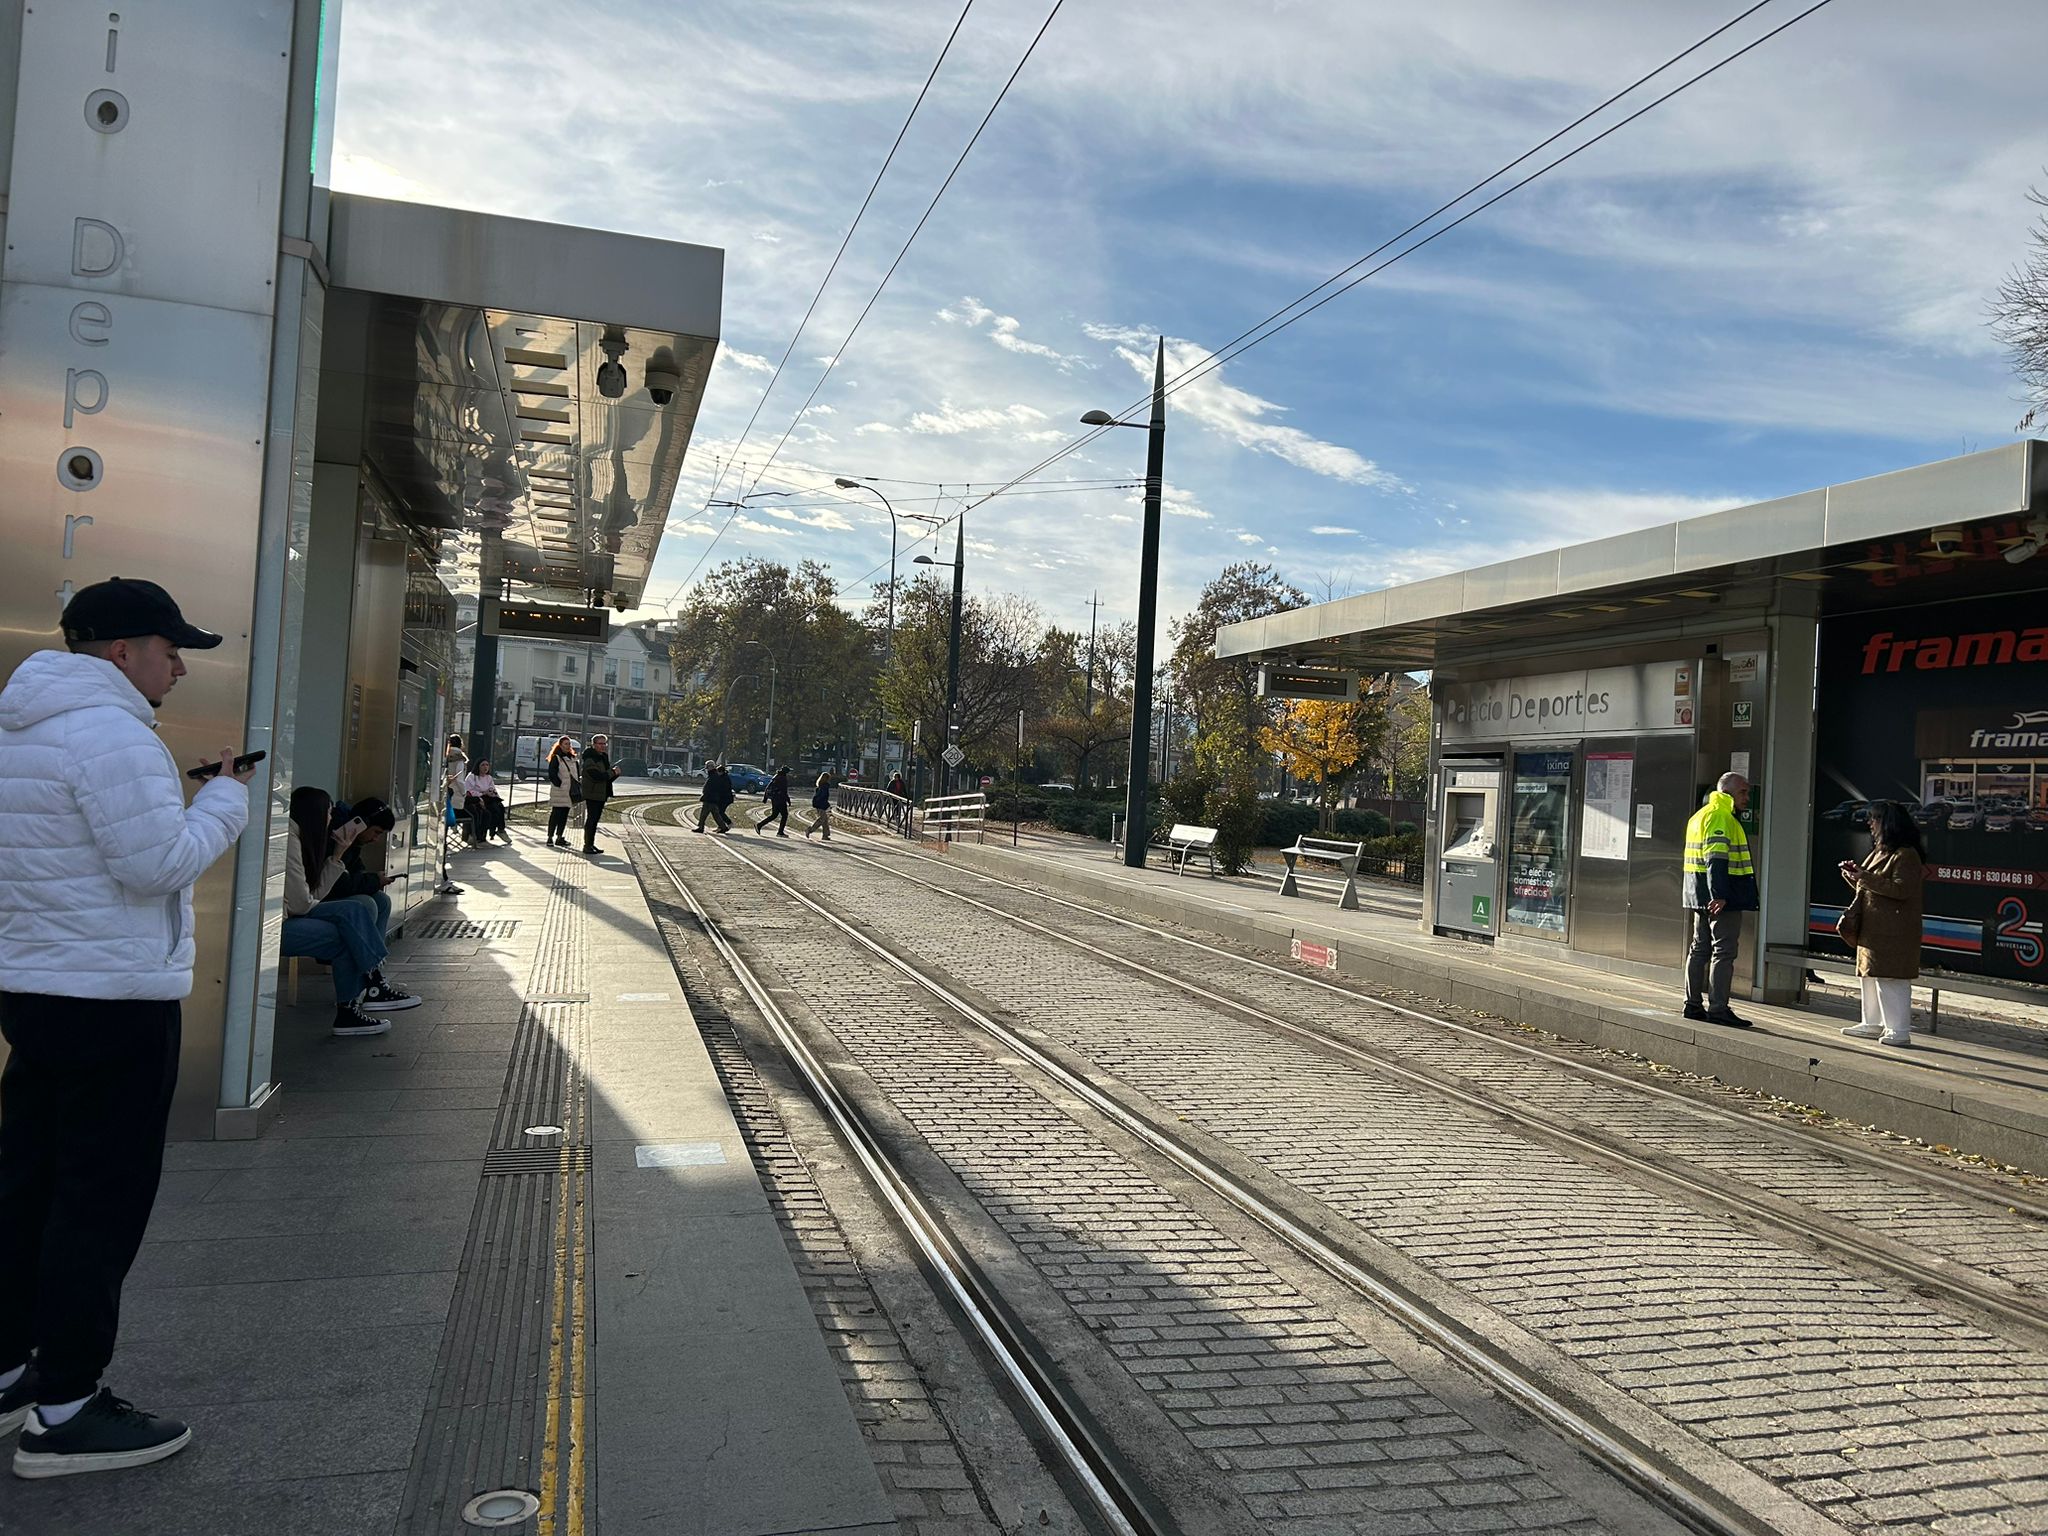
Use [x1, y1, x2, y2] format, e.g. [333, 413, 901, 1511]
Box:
[1837, 800, 1924, 1047]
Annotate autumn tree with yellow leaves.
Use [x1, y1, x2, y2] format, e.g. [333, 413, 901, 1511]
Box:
[1257, 694, 1388, 832]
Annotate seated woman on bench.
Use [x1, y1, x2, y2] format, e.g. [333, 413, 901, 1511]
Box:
[281, 786, 420, 1036]
[462, 760, 509, 844]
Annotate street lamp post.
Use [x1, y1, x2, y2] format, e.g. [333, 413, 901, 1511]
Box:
[913, 511, 966, 796]
[733, 639, 777, 765]
[1083, 336, 1168, 868]
[835, 477, 900, 784]
[719, 672, 757, 762]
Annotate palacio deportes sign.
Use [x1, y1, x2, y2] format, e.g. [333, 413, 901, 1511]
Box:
[1436, 660, 1694, 743]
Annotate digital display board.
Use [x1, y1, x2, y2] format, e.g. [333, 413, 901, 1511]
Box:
[1258, 665, 1359, 701]
[482, 599, 610, 643]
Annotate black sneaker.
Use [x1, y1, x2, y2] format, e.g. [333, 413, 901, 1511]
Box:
[359, 981, 421, 1012]
[0, 1367, 35, 1437]
[1704, 1008, 1753, 1030]
[1682, 1001, 1709, 1021]
[333, 1001, 391, 1037]
[13, 1389, 191, 1479]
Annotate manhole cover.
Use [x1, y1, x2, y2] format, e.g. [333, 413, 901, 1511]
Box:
[462, 1489, 539, 1528]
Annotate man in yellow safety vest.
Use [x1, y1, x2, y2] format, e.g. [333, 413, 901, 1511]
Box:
[1681, 772, 1757, 1028]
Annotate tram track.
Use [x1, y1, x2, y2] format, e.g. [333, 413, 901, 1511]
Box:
[785, 836, 2048, 1350]
[629, 806, 1834, 1536]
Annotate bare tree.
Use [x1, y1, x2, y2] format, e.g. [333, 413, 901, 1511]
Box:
[1991, 185, 2048, 431]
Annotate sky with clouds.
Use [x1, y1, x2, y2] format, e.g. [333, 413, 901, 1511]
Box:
[331, 0, 2047, 644]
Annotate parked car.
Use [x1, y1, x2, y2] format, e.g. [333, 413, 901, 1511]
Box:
[725, 762, 771, 793]
[1946, 801, 1984, 831]
[1983, 798, 2027, 833]
[646, 764, 683, 779]
[1819, 800, 1871, 826]
[1909, 798, 1955, 829]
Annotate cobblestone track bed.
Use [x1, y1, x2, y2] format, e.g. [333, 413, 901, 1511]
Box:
[858, 848, 2048, 1300]
[643, 909, 1013, 1536]
[757, 843, 2048, 1536]
[657, 834, 1621, 1536]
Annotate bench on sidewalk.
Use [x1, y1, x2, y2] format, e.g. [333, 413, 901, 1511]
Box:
[1280, 835, 1364, 910]
[1165, 822, 1218, 877]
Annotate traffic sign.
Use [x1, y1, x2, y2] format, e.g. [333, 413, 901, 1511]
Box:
[942, 744, 966, 768]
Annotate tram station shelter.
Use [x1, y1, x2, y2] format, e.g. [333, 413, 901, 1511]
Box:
[0, 2, 722, 1135]
[1216, 443, 2048, 1010]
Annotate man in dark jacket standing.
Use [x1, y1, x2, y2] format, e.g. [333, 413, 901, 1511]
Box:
[581, 735, 616, 854]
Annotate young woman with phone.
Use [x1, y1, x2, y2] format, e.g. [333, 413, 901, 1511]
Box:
[279, 787, 420, 1035]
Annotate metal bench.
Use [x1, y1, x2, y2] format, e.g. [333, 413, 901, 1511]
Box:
[1280, 835, 1364, 910]
[1165, 822, 1218, 876]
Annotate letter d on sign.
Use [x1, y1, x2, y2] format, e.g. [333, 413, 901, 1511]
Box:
[71, 218, 124, 278]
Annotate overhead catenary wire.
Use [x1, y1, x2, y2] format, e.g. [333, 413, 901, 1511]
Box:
[659, 0, 979, 606]
[737, 0, 1069, 507]
[839, 0, 1838, 590]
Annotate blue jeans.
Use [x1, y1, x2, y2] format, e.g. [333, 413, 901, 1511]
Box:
[281, 895, 388, 1007]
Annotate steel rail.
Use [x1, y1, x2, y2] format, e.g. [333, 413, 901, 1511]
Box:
[817, 841, 2048, 1349]
[861, 841, 2048, 1224]
[685, 825, 1789, 1536]
[625, 809, 1164, 1536]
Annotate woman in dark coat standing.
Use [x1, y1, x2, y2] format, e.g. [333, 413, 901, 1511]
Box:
[1837, 799, 1924, 1048]
[580, 734, 616, 854]
[758, 766, 792, 837]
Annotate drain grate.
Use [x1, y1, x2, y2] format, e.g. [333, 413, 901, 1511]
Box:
[481, 1146, 590, 1177]
[415, 919, 522, 941]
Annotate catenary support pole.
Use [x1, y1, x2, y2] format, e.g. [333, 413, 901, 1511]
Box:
[1123, 339, 1167, 868]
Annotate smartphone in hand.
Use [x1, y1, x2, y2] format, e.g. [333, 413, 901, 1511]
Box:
[187, 750, 266, 782]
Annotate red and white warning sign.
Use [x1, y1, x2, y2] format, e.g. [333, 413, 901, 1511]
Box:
[1290, 937, 1338, 970]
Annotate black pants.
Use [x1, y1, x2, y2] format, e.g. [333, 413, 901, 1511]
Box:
[547, 805, 572, 843]
[761, 802, 788, 834]
[582, 798, 608, 848]
[0, 994, 180, 1403]
[474, 796, 506, 838]
[694, 800, 731, 832]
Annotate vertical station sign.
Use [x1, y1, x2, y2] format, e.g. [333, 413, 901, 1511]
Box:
[0, 3, 297, 1130]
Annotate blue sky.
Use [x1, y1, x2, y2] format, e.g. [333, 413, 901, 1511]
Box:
[331, 0, 2047, 643]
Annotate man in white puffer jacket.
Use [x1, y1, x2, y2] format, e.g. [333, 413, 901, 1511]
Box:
[0, 579, 251, 1480]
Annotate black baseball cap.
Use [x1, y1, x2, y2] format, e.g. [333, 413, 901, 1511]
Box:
[62, 578, 223, 649]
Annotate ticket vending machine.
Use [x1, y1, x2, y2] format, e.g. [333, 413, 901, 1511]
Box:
[1437, 757, 1502, 936]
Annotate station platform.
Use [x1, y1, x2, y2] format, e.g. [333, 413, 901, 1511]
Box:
[0, 821, 893, 1536]
[931, 828, 2048, 1178]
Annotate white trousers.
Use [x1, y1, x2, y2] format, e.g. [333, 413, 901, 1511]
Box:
[1859, 976, 1912, 1038]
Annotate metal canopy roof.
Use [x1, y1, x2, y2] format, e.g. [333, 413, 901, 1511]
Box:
[1215, 442, 2048, 674]
[319, 194, 723, 610]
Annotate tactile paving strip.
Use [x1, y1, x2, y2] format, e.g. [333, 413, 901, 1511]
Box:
[397, 859, 592, 1534]
[414, 918, 523, 940]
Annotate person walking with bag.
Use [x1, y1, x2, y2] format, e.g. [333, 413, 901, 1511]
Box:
[545, 737, 580, 847]
[805, 770, 834, 841]
[1837, 800, 1924, 1048]
[757, 766, 792, 837]
[580, 735, 615, 854]
[0, 578, 251, 1477]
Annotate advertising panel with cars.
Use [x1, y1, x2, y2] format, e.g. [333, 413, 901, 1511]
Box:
[1809, 596, 2048, 984]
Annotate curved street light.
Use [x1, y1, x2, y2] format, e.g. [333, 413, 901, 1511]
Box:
[835, 476, 902, 785]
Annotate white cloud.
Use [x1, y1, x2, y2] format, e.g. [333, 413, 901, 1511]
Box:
[667, 518, 719, 537]
[721, 348, 773, 375]
[753, 231, 782, 244]
[1126, 479, 1215, 521]
[1310, 525, 1359, 536]
[1098, 333, 1406, 491]
[855, 422, 897, 436]
[734, 515, 796, 538]
[764, 505, 855, 532]
[1234, 532, 1261, 545]
[940, 296, 1083, 368]
[905, 401, 1049, 436]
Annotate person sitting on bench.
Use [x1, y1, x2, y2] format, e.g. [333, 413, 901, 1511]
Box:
[329, 795, 400, 928]
[462, 761, 508, 844]
[282, 786, 420, 1035]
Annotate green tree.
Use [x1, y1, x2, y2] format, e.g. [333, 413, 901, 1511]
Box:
[1032, 622, 1133, 789]
[661, 558, 876, 768]
[873, 575, 1046, 788]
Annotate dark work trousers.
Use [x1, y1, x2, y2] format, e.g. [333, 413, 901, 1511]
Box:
[760, 800, 789, 834]
[694, 800, 731, 833]
[582, 798, 608, 849]
[1685, 907, 1743, 1011]
[546, 805, 572, 843]
[0, 993, 181, 1402]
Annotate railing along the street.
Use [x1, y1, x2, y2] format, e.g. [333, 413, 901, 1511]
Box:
[837, 784, 914, 839]
[919, 792, 987, 844]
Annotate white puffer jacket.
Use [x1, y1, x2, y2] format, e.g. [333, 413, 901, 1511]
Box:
[0, 650, 248, 1000]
